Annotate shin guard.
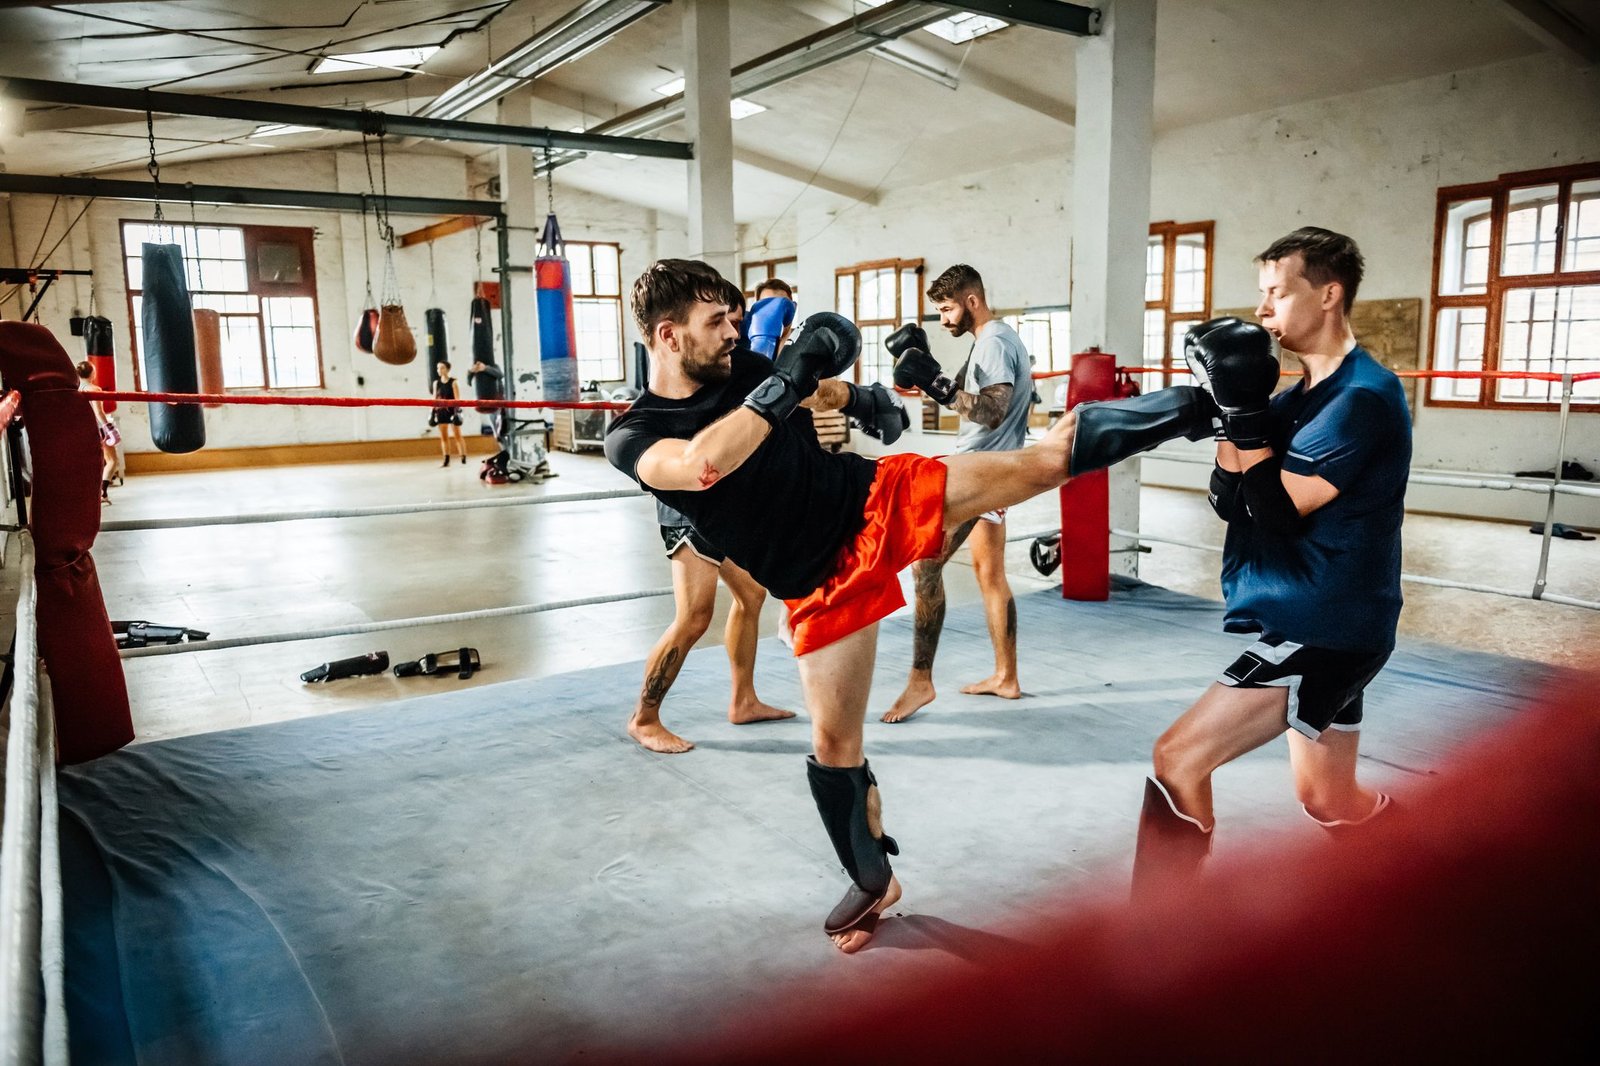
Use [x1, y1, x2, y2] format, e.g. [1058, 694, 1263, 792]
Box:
[1069, 386, 1219, 476]
[807, 756, 899, 934]
[1131, 777, 1213, 901]
[1305, 792, 1394, 836]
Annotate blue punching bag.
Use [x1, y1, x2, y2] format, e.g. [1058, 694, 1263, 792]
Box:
[535, 213, 578, 402]
[140, 242, 206, 453]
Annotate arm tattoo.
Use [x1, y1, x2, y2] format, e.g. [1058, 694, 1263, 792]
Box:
[953, 383, 1014, 430]
[697, 460, 722, 488]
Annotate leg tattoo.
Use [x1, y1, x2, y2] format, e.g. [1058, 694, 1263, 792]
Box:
[640, 646, 681, 710]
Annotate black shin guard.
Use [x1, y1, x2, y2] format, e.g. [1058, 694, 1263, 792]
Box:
[807, 756, 899, 934]
[1068, 386, 1218, 476]
[1131, 777, 1213, 901]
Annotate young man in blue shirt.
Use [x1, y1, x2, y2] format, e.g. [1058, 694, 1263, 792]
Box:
[1133, 228, 1412, 897]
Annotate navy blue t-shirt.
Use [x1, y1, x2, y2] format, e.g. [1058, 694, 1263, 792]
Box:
[1221, 346, 1411, 652]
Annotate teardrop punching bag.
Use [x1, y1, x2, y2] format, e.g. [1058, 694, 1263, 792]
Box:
[469, 295, 502, 412]
[83, 315, 118, 413]
[140, 242, 206, 453]
[535, 213, 579, 402]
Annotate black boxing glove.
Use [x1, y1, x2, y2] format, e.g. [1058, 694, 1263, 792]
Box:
[892, 347, 958, 406]
[841, 381, 910, 446]
[1183, 318, 1279, 450]
[885, 322, 930, 360]
[744, 326, 845, 425]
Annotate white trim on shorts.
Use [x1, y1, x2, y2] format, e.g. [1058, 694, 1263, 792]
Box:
[979, 508, 1007, 525]
[664, 528, 722, 566]
[1217, 637, 1321, 741]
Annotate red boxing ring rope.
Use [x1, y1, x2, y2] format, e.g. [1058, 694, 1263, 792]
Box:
[91, 390, 632, 411]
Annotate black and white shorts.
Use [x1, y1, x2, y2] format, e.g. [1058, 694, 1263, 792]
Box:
[660, 524, 725, 565]
[1219, 634, 1390, 740]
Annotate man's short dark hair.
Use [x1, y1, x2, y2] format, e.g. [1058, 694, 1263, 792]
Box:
[926, 264, 985, 304]
[631, 258, 728, 339]
[755, 277, 793, 299]
[720, 278, 746, 315]
[1256, 227, 1364, 314]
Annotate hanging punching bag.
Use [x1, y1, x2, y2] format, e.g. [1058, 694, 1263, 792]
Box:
[140, 242, 206, 453]
[83, 314, 118, 413]
[469, 295, 502, 412]
[424, 307, 449, 365]
[192, 308, 225, 408]
[535, 213, 579, 402]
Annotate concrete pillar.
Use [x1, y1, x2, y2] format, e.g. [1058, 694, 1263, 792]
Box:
[498, 90, 542, 397]
[682, 0, 736, 277]
[1069, 0, 1156, 578]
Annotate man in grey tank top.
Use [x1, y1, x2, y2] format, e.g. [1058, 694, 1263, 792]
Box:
[882, 264, 1035, 724]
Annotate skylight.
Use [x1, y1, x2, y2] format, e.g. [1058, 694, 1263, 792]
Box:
[311, 46, 440, 75]
[922, 13, 1008, 44]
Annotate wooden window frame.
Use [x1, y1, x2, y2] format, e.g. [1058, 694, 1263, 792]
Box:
[565, 239, 626, 382]
[121, 220, 325, 391]
[1426, 161, 1600, 412]
[741, 256, 799, 298]
[834, 257, 925, 386]
[1145, 220, 1214, 388]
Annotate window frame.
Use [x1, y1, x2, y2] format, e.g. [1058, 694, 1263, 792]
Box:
[740, 256, 799, 298]
[121, 219, 325, 392]
[1426, 161, 1600, 412]
[564, 239, 626, 383]
[834, 257, 925, 386]
[1145, 220, 1215, 388]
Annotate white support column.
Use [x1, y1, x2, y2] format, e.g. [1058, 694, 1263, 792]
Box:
[682, 0, 736, 277]
[498, 90, 541, 397]
[1069, 0, 1156, 578]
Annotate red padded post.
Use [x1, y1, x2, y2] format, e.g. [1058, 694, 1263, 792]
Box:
[1059, 349, 1117, 601]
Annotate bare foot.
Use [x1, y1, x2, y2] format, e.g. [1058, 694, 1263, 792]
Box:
[627, 718, 695, 754]
[960, 674, 1022, 699]
[881, 679, 935, 723]
[830, 875, 902, 954]
[728, 698, 796, 725]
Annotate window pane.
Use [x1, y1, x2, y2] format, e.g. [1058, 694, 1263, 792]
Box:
[775, 259, 798, 291]
[568, 243, 594, 297]
[859, 268, 892, 321]
[899, 269, 919, 325]
[1501, 183, 1560, 276]
[1496, 284, 1600, 403]
[1143, 308, 1166, 368]
[859, 323, 892, 386]
[219, 261, 248, 292]
[573, 297, 623, 382]
[1440, 198, 1493, 295]
[1429, 306, 1487, 401]
[1563, 178, 1600, 272]
[262, 297, 319, 388]
[220, 315, 266, 389]
[1145, 236, 1165, 302]
[1049, 310, 1072, 373]
[742, 263, 765, 293]
[125, 256, 143, 292]
[1171, 231, 1207, 312]
[836, 274, 854, 320]
[593, 245, 620, 296]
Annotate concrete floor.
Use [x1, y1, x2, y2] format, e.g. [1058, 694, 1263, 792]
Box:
[7, 446, 1574, 745]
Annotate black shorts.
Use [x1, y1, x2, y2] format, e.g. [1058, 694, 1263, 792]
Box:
[1218, 634, 1390, 740]
[660, 524, 725, 565]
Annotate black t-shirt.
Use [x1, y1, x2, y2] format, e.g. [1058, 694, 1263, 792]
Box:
[605, 349, 877, 598]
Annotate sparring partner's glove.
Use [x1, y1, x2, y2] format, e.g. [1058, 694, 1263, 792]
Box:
[1182, 318, 1280, 451]
[840, 381, 910, 446]
[885, 322, 930, 361]
[887, 322, 959, 405]
[743, 311, 861, 425]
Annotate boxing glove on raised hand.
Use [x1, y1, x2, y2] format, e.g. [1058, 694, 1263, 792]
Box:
[1183, 318, 1279, 450]
[892, 347, 958, 406]
[885, 322, 930, 360]
[744, 312, 861, 425]
[841, 381, 910, 446]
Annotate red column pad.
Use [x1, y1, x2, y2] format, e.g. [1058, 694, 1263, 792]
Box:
[1059, 350, 1117, 601]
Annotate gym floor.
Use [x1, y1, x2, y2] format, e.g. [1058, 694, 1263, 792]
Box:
[28, 445, 1597, 745]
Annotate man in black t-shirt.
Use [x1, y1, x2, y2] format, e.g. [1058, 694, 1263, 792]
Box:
[607, 259, 1222, 953]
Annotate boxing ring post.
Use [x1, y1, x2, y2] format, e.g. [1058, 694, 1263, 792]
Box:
[1058, 350, 1117, 601]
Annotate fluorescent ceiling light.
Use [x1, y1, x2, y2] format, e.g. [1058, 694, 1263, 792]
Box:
[250, 124, 320, 137]
[312, 46, 440, 75]
[653, 76, 685, 96]
[729, 98, 766, 119]
[423, 0, 667, 121]
[922, 13, 1008, 44]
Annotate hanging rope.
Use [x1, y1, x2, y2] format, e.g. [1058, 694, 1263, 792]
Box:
[144, 104, 169, 240]
[359, 197, 376, 310]
[427, 242, 438, 308]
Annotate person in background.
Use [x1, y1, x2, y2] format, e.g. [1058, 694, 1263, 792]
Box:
[430, 360, 467, 466]
[76, 359, 120, 503]
[745, 278, 797, 359]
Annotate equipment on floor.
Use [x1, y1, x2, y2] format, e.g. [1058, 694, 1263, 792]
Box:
[300, 651, 390, 683]
[392, 647, 481, 680]
[112, 620, 211, 649]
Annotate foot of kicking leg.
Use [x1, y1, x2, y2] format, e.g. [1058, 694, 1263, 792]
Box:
[960, 673, 1021, 699]
[882, 675, 935, 723]
[727, 696, 795, 725]
[829, 874, 902, 954]
[627, 714, 695, 754]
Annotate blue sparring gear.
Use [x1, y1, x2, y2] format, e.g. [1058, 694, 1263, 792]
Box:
[746, 295, 796, 359]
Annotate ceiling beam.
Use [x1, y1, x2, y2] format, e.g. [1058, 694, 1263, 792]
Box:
[0, 76, 692, 159]
[0, 172, 502, 219]
[1495, 0, 1600, 63]
[734, 147, 880, 205]
[929, 0, 1100, 36]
